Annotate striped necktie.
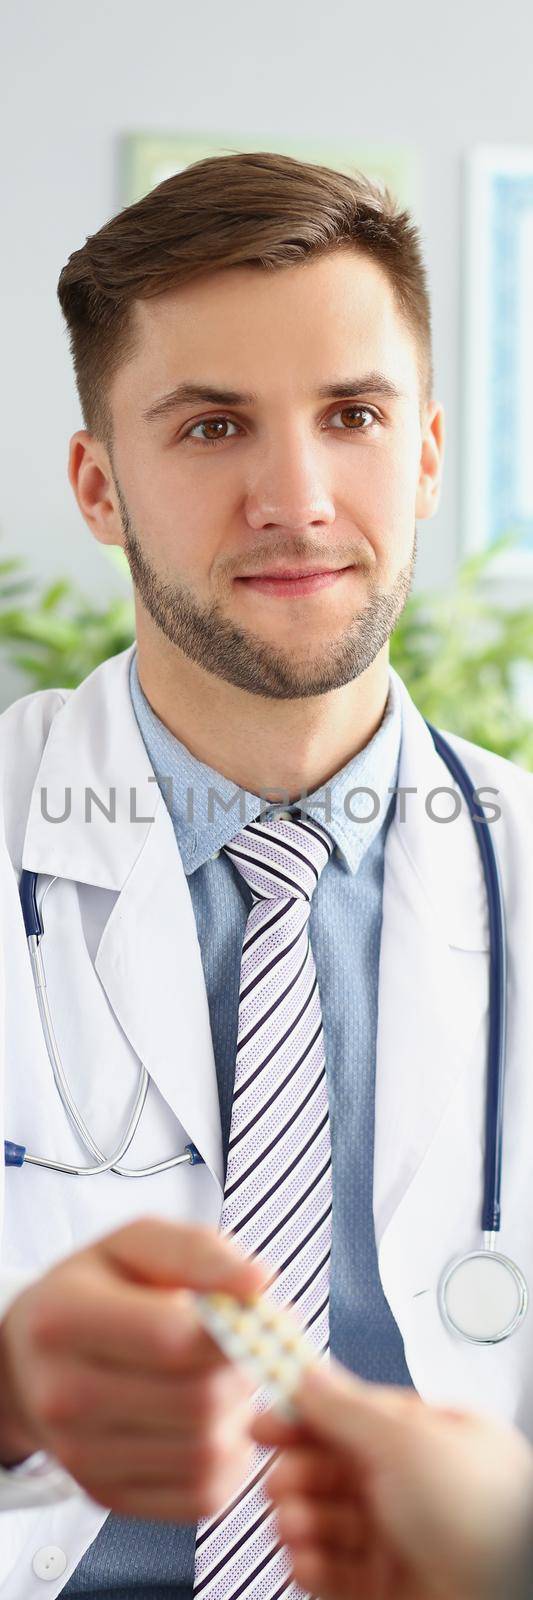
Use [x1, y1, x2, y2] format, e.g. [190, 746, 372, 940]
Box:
[193, 807, 334, 1600]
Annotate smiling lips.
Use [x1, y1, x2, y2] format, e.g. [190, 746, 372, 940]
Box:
[236, 565, 354, 596]
[241, 565, 348, 578]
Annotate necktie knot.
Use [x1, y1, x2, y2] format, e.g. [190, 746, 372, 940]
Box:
[222, 809, 334, 905]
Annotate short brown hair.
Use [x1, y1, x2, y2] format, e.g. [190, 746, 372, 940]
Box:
[57, 149, 434, 449]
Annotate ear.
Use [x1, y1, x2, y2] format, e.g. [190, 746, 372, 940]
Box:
[415, 401, 445, 520]
[68, 430, 125, 550]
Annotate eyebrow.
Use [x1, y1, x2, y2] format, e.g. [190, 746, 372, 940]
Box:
[141, 371, 406, 424]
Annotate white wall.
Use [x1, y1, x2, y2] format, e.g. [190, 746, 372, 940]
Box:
[1, 0, 531, 623]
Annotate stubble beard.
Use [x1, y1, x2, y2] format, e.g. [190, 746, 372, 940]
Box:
[114, 476, 417, 701]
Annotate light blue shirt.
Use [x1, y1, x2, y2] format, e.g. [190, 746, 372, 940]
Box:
[64, 650, 414, 1599]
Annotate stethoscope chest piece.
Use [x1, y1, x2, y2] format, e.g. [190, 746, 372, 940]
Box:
[438, 1250, 529, 1344]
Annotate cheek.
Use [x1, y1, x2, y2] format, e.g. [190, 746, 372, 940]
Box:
[344, 438, 420, 548]
[126, 456, 221, 570]
[348, 460, 419, 540]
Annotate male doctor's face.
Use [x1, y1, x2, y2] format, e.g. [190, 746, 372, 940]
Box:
[81, 249, 443, 699]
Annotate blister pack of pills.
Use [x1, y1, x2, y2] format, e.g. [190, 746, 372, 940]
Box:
[195, 1291, 317, 1418]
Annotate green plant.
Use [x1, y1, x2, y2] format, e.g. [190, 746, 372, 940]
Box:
[390, 532, 533, 770]
[0, 554, 135, 690]
[0, 535, 532, 769]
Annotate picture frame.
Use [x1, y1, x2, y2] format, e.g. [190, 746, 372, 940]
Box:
[462, 146, 533, 578]
[119, 130, 419, 213]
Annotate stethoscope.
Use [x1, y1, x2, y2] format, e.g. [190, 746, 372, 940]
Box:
[3, 724, 528, 1347]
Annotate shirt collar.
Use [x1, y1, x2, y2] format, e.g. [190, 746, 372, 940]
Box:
[129, 649, 402, 877]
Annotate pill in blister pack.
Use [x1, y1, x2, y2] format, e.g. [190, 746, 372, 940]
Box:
[195, 1291, 316, 1417]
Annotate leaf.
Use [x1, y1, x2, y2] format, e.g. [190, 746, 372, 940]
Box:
[40, 580, 73, 611]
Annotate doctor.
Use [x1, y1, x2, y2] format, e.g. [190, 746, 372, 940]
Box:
[0, 148, 533, 1600]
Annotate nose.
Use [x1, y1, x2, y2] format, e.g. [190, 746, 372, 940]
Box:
[244, 429, 336, 533]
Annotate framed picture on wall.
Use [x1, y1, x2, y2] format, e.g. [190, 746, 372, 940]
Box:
[119, 130, 419, 212]
[463, 146, 533, 577]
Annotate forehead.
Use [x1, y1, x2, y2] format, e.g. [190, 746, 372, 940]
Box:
[114, 249, 419, 412]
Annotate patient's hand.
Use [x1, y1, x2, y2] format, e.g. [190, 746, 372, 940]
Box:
[253, 1359, 533, 1600]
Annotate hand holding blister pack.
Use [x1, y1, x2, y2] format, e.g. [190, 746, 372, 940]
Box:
[195, 1290, 319, 1419]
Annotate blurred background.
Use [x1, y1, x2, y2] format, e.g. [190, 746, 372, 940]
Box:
[1, 0, 532, 762]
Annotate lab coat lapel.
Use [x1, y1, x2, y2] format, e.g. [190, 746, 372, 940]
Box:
[94, 800, 224, 1187]
[20, 647, 490, 1234]
[373, 671, 490, 1249]
[20, 645, 224, 1190]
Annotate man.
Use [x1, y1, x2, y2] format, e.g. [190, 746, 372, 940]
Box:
[0, 150, 532, 1600]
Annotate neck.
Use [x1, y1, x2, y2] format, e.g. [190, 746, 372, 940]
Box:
[134, 629, 391, 804]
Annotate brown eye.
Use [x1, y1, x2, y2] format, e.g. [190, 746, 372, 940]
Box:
[186, 416, 239, 445]
[329, 405, 377, 431]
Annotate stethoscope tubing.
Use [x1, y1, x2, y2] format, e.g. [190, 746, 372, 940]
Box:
[424, 724, 507, 1234]
[8, 726, 506, 1223]
[12, 875, 202, 1177]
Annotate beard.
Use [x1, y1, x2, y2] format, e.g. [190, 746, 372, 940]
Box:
[113, 474, 417, 702]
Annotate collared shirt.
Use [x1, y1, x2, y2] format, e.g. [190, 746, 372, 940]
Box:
[64, 648, 414, 1600]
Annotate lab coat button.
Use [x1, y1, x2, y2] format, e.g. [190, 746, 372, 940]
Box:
[32, 1546, 68, 1580]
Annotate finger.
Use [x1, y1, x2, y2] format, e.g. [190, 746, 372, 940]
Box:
[43, 1359, 252, 1436]
[252, 1408, 311, 1450]
[100, 1217, 268, 1296]
[276, 1493, 367, 1554]
[267, 1446, 346, 1500]
[295, 1358, 421, 1462]
[87, 1480, 232, 1523]
[35, 1280, 234, 1374]
[84, 1449, 257, 1521]
[60, 1428, 254, 1493]
[286, 1542, 369, 1600]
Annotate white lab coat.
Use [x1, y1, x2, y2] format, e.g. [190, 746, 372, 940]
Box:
[0, 642, 532, 1598]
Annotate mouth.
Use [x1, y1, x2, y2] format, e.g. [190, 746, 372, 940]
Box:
[240, 566, 350, 578]
[234, 565, 356, 597]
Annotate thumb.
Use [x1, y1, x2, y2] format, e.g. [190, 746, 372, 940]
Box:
[296, 1358, 418, 1465]
[95, 1217, 268, 1296]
